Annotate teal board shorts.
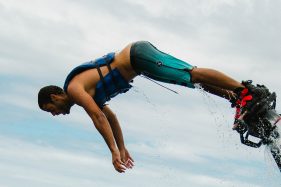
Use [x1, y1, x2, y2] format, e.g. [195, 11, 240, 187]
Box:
[130, 41, 195, 88]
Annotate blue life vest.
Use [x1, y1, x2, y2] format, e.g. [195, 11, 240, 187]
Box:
[63, 53, 132, 108]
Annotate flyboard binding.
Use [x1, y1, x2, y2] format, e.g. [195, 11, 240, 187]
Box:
[233, 81, 281, 171]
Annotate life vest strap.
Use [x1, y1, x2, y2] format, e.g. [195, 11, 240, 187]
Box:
[95, 61, 109, 100]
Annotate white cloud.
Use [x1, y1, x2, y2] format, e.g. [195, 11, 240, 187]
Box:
[0, 136, 269, 187]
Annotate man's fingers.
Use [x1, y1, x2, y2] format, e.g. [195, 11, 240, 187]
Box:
[116, 167, 125, 173]
[113, 154, 135, 172]
[125, 159, 134, 169]
[128, 155, 134, 162]
[116, 165, 126, 173]
[128, 159, 134, 166]
[113, 159, 126, 173]
[125, 152, 134, 166]
[122, 158, 131, 168]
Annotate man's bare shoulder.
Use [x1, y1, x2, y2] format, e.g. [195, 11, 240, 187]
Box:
[67, 69, 100, 97]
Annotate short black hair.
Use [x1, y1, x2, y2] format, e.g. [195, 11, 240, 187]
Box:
[38, 85, 64, 110]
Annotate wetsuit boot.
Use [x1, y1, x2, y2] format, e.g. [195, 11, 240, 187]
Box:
[231, 80, 270, 132]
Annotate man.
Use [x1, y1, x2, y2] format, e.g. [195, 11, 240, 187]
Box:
[38, 41, 255, 173]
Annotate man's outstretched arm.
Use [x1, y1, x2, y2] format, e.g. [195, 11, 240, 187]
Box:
[67, 84, 127, 173]
[102, 105, 134, 169]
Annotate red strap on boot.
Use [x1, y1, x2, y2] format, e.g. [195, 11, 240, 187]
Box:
[241, 88, 249, 97]
[234, 87, 253, 120]
[241, 95, 253, 107]
[235, 107, 241, 119]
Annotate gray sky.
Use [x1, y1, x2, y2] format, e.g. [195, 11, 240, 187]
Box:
[0, 0, 281, 186]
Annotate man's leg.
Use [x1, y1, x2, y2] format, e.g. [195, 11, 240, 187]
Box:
[190, 67, 256, 129]
[191, 68, 244, 91]
[130, 41, 244, 103]
[190, 67, 246, 104]
[198, 83, 237, 101]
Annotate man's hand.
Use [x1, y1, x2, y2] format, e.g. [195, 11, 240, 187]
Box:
[102, 106, 134, 170]
[112, 149, 127, 173]
[120, 148, 134, 169]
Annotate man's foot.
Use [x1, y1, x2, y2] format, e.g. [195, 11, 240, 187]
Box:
[231, 80, 270, 131]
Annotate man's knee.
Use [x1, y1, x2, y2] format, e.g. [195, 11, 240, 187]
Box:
[190, 67, 202, 83]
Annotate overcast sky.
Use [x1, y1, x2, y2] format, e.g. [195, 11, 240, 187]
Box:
[0, 0, 281, 186]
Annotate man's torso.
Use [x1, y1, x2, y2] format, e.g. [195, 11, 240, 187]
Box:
[65, 43, 137, 107]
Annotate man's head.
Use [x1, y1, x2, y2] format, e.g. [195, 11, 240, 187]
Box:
[38, 85, 73, 116]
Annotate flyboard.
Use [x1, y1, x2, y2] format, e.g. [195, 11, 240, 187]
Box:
[234, 82, 281, 171]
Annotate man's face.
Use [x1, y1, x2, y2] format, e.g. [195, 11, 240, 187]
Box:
[42, 95, 71, 116]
